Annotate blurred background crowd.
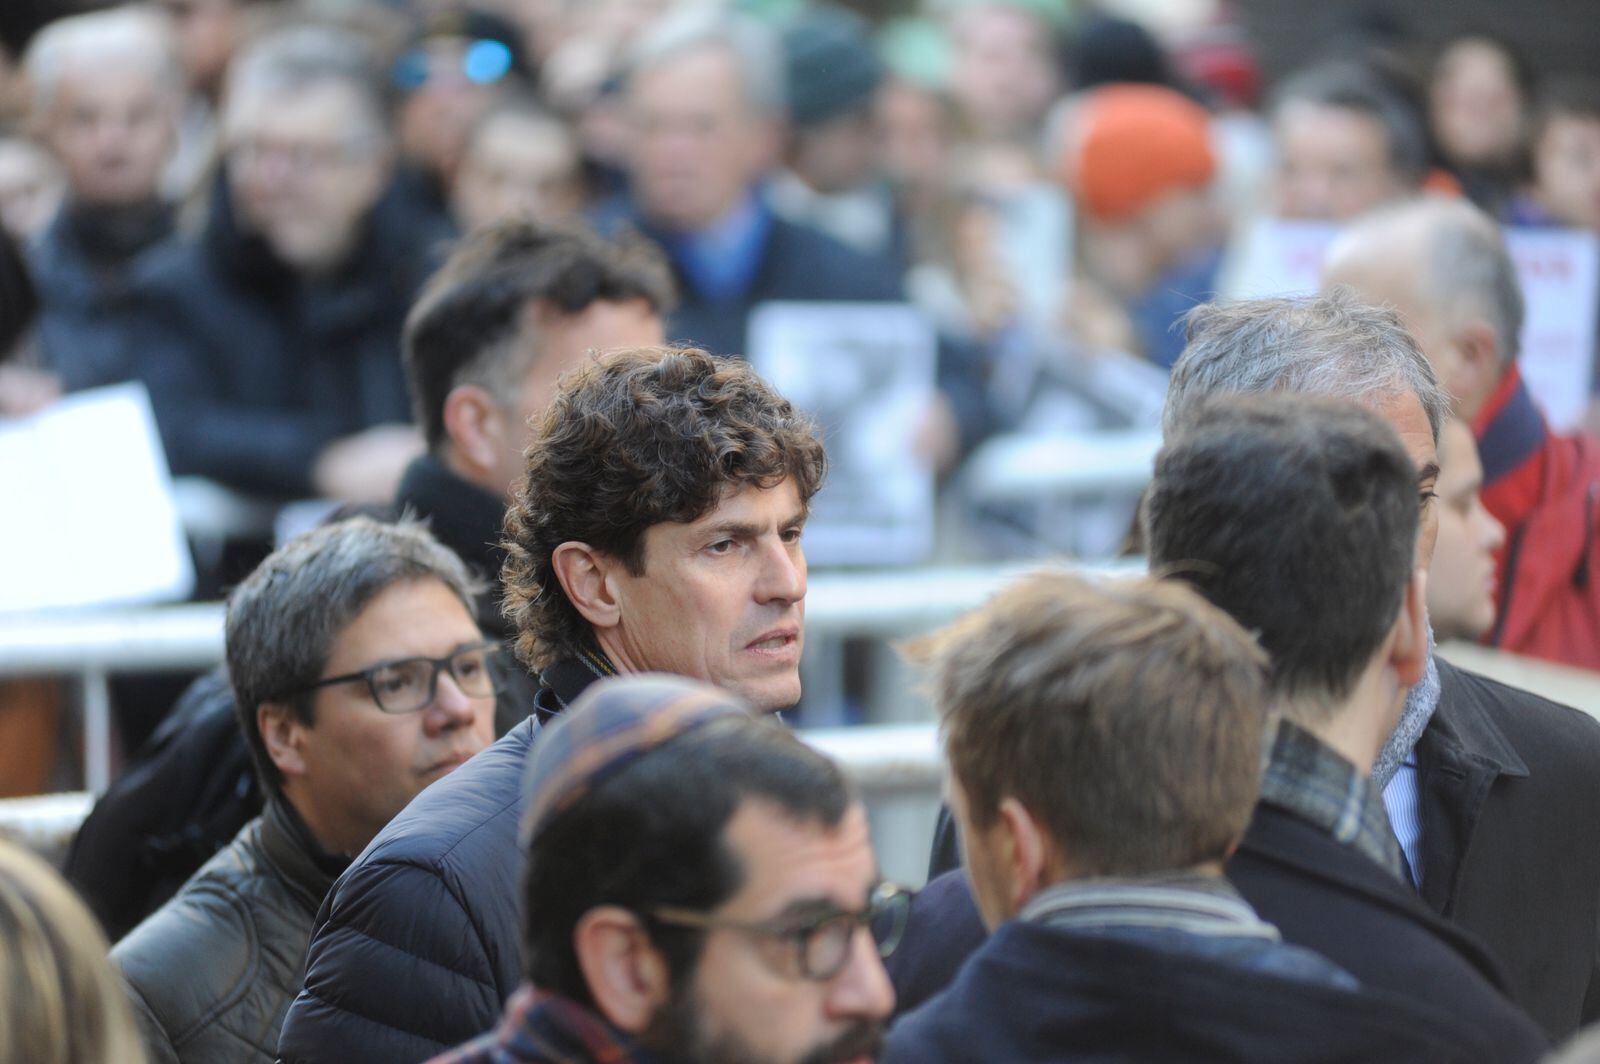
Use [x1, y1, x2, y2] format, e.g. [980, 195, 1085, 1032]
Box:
[3, 0, 1600, 795]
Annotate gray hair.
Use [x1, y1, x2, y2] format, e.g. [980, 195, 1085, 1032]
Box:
[1271, 62, 1429, 188]
[225, 516, 483, 792]
[1336, 198, 1525, 368]
[1164, 290, 1451, 444]
[625, 7, 786, 116]
[25, 8, 183, 118]
[225, 22, 391, 140]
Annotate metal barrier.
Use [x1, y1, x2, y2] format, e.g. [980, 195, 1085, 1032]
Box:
[0, 725, 944, 861]
[0, 562, 1141, 795]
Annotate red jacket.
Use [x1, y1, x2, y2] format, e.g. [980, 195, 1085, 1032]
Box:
[1473, 365, 1600, 669]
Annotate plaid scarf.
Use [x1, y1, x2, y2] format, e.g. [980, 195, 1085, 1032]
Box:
[428, 985, 661, 1064]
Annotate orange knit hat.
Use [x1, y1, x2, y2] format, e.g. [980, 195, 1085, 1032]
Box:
[1066, 84, 1217, 223]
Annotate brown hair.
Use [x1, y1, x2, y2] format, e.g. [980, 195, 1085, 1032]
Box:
[502, 346, 826, 670]
[0, 840, 147, 1064]
[906, 572, 1269, 878]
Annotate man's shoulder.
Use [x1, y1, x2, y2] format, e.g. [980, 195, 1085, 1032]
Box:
[111, 820, 279, 1017]
[1434, 658, 1600, 781]
[357, 719, 536, 874]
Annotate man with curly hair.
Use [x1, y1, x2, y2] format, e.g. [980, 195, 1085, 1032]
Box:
[280, 345, 827, 1064]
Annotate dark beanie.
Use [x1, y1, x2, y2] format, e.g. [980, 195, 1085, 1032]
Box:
[783, 6, 885, 127]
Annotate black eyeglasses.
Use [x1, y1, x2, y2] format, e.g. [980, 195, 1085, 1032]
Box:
[650, 881, 912, 983]
[296, 641, 500, 714]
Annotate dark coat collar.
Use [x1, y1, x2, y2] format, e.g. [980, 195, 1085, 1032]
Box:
[394, 454, 507, 610]
[259, 798, 349, 910]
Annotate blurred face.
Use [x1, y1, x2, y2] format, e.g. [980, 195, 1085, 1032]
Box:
[647, 801, 893, 1064]
[1534, 114, 1600, 231]
[0, 138, 63, 241]
[1274, 101, 1407, 221]
[949, 5, 1059, 141]
[156, 0, 240, 94]
[452, 112, 583, 232]
[485, 298, 663, 494]
[874, 79, 949, 199]
[626, 45, 774, 232]
[41, 59, 176, 207]
[396, 36, 513, 185]
[223, 80, 391, 272]
[602, 479, 808, 712]
[790, 107, 878, 196]
[289, 578, 496, 853]
[1429, 419, 1506, 640]
[1431, 40, 1524, 169]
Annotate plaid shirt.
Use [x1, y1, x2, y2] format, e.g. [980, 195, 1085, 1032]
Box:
[427, 985, 661, 1064]
[1260, 718, 1405, 880]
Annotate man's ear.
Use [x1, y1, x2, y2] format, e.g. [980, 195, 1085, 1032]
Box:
[258, 702, 309, 779]
[574, 906, 671, 1034]
[1389, 568, 1429, 688]
[1454, 318, 1504, 412]
[551, 542, 624, 631]
[996, 797, 1052, 913]
[440, 384, 507, 479]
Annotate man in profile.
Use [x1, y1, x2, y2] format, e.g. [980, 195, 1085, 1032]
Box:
[1146, 394, 1546, 1061]
[889, 566, 1486, 1061]
[432, 674, 900, 1064]
[281, 346, 826, 1062]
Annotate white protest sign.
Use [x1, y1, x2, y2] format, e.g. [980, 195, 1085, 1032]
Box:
[748, 302, 937, 566]
[1224, 218, 1600, 431]
[0, 383, 194, 612]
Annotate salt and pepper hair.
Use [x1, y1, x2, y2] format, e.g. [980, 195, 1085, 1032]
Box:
[25, 7, 183, 118]
[625, 6, 786, 117]
[1164, 289, 1451, 445]
[225, 22, 392, 143]
[1333, 198, 1526, 368]
[225, 516, 484, 793]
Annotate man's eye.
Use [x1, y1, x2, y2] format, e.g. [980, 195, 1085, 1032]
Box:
[373, 671, 415, 697]
[707, 539, 735, 554]
[781, 527, 804, 544]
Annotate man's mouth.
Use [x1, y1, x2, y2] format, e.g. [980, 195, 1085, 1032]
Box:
[746, 627, 799, 653]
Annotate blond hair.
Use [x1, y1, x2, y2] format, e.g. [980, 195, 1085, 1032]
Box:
[0, 840, 146, 1064]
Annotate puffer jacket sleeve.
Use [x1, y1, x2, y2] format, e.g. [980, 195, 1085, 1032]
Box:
[124, 983, 181, 1064]
[276, 857, 503, 1064]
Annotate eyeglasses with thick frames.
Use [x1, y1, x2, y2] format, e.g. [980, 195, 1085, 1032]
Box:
[650, 881, 912, 982]
[296, 640, 500, 714]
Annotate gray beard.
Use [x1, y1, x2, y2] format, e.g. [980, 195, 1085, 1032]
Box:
[1371, 627, 1442, 790]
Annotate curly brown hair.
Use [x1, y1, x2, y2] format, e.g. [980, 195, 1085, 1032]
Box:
[502, 346, 827, 670]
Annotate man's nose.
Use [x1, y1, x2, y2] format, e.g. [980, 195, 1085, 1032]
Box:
[756, 539, 806, 604]
[826, 925, 895, 1022]
[425, 670, 481, 734]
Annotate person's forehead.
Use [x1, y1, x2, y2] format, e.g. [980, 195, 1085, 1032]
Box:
[630, 43, 748, 109]
[324, 578, 479, 669]
[226, 78, 373, 137]
[719, 800, 874, 917]
[1368, 389, 1437, 471]
[686, 478, 803, 528]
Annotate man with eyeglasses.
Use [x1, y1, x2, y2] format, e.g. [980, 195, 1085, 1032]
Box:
[112, 516, 496, 1064]
[430, 674, 901, 1064]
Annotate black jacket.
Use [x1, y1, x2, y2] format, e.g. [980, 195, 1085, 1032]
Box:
[131, 176, 452, 496]
[112, 800, 346, 1064]
[64, 460, 534, 941]
[926, 659, 1600, 1040]
[1228, 802, 1548, 1062]
[1418, 659, 1600, 1039]
[884, 919, 1493, 1063]
[276, 660, 599, 1064]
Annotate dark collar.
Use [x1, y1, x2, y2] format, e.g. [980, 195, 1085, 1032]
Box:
[1472, 363, 1549, 488]
[259, 798, 350, 909]
[533, 652, 616, 722]
[394, 454, 507, 580]
[1259, 719, 1404, 879]
[1428, 659, 1530, 780]
[452, 984, 662, 1064]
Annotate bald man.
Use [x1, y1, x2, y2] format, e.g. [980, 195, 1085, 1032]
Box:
[1325, 198, 1600, 670]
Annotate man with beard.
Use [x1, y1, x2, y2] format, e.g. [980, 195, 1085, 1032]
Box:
[429, 674, 901, 1064]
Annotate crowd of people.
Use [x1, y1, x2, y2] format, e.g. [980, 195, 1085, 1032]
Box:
[4, 0, 1600, 1061]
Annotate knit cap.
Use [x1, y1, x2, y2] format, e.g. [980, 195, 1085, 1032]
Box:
[1066, 83, 1216, 222]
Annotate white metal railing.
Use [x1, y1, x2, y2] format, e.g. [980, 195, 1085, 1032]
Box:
[0, 725, 944, 859]
[0, 563, 1142, 794]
